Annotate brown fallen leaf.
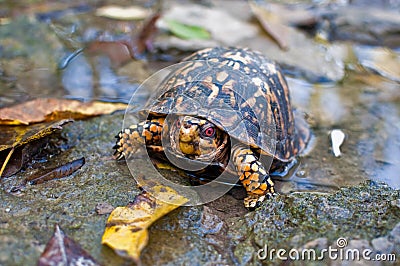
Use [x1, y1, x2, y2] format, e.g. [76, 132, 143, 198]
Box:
[0, 119, 72, 178]
[131, 13, 160, 57]
[250, 2, 290, 50]
[0, 98, 126, 125]
[26, 157, 85, 185]
[101, 185, 188, 262]
[38, 224, 101, 266]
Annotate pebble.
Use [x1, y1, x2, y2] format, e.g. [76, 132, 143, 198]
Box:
[330, 129, 346, 157]
[302, 237, 328, 250]
[389, 222, 400, 244]
[371, 236, 394, 254]
[390, 199, 400, 208]
[95, 202, 114, 215]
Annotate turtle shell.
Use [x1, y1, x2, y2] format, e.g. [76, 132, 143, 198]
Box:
[143, 47, 310, 162]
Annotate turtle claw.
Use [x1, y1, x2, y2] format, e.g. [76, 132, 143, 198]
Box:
[244, 194, 266, 210]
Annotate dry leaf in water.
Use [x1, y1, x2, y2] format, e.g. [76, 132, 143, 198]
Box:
[38, 224, 100, 266]
[0, 98, 126, 125]
[102, 185, 188, 262]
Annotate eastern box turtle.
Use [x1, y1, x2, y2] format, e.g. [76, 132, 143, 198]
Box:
[114, 47, 311, 208]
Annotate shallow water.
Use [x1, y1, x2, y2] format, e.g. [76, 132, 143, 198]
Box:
[0, 1, 399, 264]
[1, 0, 399, 191]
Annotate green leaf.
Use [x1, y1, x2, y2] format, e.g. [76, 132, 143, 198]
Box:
[165, 19, 211, 40]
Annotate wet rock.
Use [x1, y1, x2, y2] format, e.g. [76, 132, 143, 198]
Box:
[156, 1, 348, 82]
[229, 181, 400, 265]
[389, 222, 400, 257]
[0, 16, 65, 104]
[155, 3, 258, 51]
[389, 222, 400, 245]
[234, 239, 255, 266]
[200, 206, 224, 235]
[390, 199, 400, 209]
[332, 239, 376, 266]
[326, 6, 400, 48]
[353, 46, 400, 83]
[95, 202, 114, 215]
[290, 233, 305, 246]
[371, 236, 394, 255]
[301, 237, 328, 250]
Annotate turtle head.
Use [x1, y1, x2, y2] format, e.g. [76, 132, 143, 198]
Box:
[171, 115, 226, 160]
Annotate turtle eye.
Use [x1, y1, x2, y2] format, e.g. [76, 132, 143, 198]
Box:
[202, 126, 216, 138]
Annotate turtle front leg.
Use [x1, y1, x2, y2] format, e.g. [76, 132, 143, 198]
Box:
[114, 118, 164, 160]
[232, 143, 276, 209]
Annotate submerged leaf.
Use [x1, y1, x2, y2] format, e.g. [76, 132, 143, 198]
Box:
[165, 19, 211, 40]
[38, 224, 100, 266]
[96, 5, 150, 20]
[87, 13, 160, 64]
[102, 185, 188, 262]
[0, 98, 126, 125]
[250, 2, 289, 50]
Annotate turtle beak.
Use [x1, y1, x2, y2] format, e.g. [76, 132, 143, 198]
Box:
[178, 117, 200, 156]
[180, 124, 196, 142]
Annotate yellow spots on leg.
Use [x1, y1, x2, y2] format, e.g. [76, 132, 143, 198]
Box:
[232, 144, 276, 208]
[242, 164, 251, 172]
[244, 154, 256, 164]
[249, 173, 259, 182]
[251, 162, 259, 172]
[115, 118, 165, 159]
[259, 183, 267, 192]
[131, 131, 140, 139]
[252, 188, 265, 195]
[242, 179, 251, 186]
[248, 182, 260, 191]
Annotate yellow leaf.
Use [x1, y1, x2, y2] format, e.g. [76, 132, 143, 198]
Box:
[101, 185, 188, 262]
[0, 119, 72, 177]
[0, 119, 72, 152]
[0, 98, 127, 125]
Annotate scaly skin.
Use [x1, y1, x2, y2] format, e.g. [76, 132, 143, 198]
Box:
[113, 118, 164, 160]
[114, 115, 276, 209]
[231, 143, 276, 208]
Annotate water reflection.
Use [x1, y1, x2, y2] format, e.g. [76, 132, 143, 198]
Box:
[358, 101, 400, 188]
[60, 52, 142, 103]
[61, 53, 94, 100]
